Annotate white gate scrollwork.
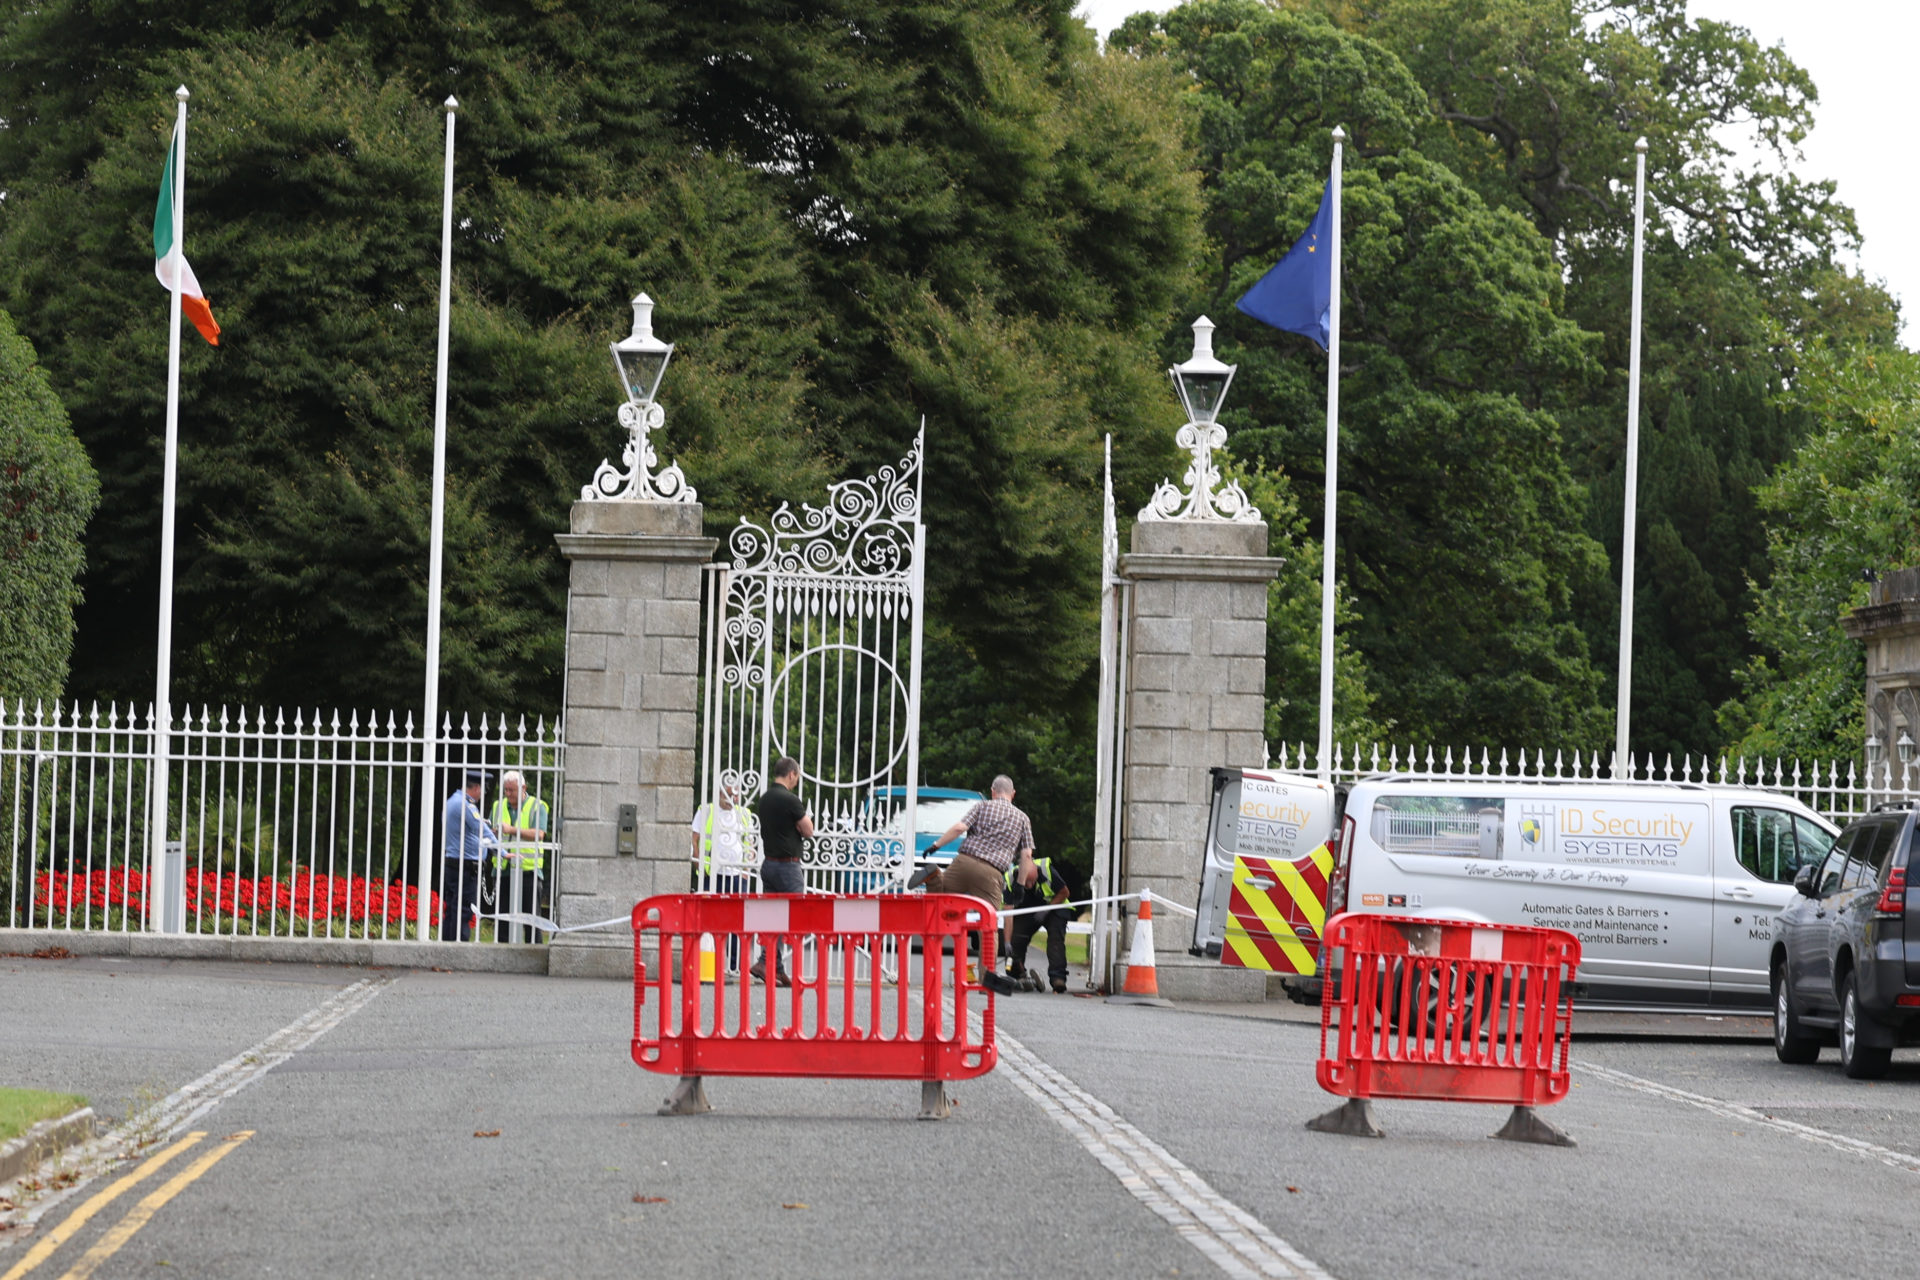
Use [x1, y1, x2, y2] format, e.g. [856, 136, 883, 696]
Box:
[699, 428, 927, 891]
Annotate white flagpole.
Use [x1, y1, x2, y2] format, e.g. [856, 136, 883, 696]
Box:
[1315, 125, 1345, 783]
[1614, 137, 1648, 779]
[149, 85, 189, 935]
[416, 96, 458, 940]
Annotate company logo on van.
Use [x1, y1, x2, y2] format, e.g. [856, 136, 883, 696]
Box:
[1518, 805, 1555, 849]
[1240, 798, 1312, 828]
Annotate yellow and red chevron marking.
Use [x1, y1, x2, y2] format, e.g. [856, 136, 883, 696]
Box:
[1220, 843, 1333, 975]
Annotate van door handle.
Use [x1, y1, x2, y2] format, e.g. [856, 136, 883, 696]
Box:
[1245, 876, 1276, 891]
[1721, 886, 1755, 899]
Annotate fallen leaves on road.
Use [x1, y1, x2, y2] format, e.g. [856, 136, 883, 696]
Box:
[474, 1130, 501, 1138]
[782, 1203, 810, 1211]
[1286, 1186, 1300, 1194]
[632, 1195, 668, 1204]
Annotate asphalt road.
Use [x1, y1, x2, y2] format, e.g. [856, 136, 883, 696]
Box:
[4, 952, 1920, 1279]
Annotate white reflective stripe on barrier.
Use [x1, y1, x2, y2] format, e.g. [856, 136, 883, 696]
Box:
[743, 899, 789, 933]
[834, 899, 881, 932]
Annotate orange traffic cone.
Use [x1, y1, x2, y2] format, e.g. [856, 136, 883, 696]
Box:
[1107, 887, 1173, 1007]
[698, 933, 717, 985]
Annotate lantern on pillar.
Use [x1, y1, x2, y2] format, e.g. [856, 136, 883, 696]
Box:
[1139, 317, 1260, 524]
[610, 293, 673, 407]
[581, 292, 696, 503]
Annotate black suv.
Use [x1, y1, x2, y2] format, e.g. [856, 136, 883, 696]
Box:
[1772, 803, 1920, 1078]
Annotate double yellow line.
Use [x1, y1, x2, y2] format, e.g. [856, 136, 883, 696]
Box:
[2, 1130, 252, 1280]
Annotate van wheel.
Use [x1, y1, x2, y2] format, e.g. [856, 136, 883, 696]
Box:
[1772, 968, 1820, 1064]
[1839, 973, 1892, 1080]
[1383, 961, 1501, 1041]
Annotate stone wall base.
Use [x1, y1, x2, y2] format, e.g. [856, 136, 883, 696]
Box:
[1115, 954, 1275, 1003]
[0, 928, 548, 975]
[546, 936, 637, 981]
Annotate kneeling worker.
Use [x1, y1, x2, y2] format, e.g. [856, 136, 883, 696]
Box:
[1003, 855, 1073, 993]
[915, 774, 1035, 996]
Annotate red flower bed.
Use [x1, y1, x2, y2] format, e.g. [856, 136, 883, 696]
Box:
[33, 867, 440, 925]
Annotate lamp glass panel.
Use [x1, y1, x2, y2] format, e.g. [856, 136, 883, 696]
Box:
[1177, 369, 1231, 422]
[617, 349, 669, 403]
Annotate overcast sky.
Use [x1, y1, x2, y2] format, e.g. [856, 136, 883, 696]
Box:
[1075, 1, 1917, 346]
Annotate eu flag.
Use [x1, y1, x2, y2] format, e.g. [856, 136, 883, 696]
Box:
[1235, 180, 1334, 349]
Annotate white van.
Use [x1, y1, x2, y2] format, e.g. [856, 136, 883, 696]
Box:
[1330, 778, 1839, 1011]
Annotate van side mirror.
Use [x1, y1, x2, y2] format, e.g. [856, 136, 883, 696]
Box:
[1794, 863, 1818, 897]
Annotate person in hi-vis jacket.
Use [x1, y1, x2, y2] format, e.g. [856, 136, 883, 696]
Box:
[1002, 855, 1073, 993]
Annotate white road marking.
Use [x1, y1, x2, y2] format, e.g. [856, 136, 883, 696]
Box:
[992, 1023, 1333, 1280]
[0, 974, 394, 1239]
[1578, 1058, 1920, 1174]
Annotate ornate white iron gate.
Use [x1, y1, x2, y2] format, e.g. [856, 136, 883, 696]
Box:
[698, 430, 926, 892]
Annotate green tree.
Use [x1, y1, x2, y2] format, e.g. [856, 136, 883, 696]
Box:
[0, 14, 825, 712]
[1718, 345, 1920, 762]
[0, 310, 101, 702]
[1115, 0, 1611, 748]
[1233, 461, 1383, 752]
[1581, 374, 1808, 761]
[0, 0, 1206, 878]
[1344, 0, 1898, 373]
[1321, 0, 1901, 757]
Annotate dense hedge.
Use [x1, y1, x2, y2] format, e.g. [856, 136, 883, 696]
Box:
[0, 308, 99, 701]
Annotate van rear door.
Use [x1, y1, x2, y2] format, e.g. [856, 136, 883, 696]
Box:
[1191, 768, 1334, 973]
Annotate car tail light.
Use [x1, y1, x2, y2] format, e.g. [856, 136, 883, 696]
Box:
[1896, 995, 1920, 1008]
[1325, 812, 1357, 916]
[1874, 866, 1907, 919]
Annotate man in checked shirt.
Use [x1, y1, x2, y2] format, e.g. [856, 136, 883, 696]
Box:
[913, 775, 1037, 994]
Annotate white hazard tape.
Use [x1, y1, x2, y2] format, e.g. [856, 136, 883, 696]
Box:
[475, 888, 1195, 931]
[1000, 891, 1197, 920]
[472, 909, 630, 934]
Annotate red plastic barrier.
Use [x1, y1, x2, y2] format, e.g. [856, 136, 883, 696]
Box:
[1316, 913, 1580, 1107]
[631, 893, 998, 1082]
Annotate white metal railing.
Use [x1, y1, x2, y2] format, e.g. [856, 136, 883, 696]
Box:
[2, 701, 562, 942]
[1264, 741, 1920, 825]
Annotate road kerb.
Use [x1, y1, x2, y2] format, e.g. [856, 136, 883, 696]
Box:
[0, 1110, 95, 1191]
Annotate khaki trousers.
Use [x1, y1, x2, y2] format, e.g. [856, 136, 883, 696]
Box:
[930, 852, 1004, 910]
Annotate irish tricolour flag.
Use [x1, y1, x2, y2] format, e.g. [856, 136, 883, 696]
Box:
[153, 124, 221, 346]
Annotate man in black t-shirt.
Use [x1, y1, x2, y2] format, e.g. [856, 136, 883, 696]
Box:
[749, 756, 814, 985]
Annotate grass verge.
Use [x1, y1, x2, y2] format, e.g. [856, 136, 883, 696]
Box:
[0, 1087, 88, 1144]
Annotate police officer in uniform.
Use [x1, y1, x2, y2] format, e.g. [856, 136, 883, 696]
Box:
[1002, 855, 1073, 993]
[440, 769, 495, 942]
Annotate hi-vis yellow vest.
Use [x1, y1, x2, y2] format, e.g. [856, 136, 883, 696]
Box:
[489, 796, 548, 872]
[697, 805, 756, 876]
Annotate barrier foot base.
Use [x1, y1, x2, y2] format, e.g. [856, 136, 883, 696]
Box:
[1491, 1105, 1575, 1147]
[1305, 1097, 1384, 1138]
[657, 1076, 712, 1117]
[918, 1081, 953, 1121]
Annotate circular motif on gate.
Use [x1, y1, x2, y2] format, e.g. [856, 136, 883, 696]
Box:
[764, 643, 913, 788]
